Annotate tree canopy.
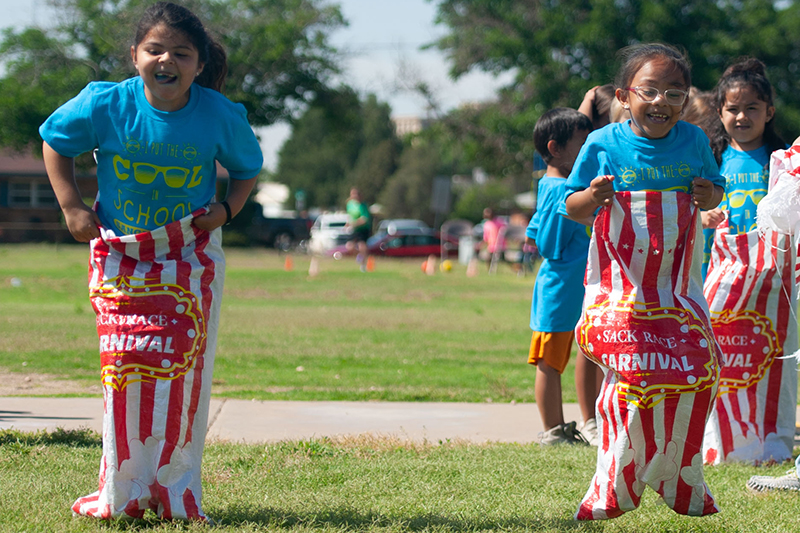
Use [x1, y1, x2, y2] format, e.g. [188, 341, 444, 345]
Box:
[429, 0, 800, 180]
[0, 0, 345, 151]
[276, 89, 400, 209]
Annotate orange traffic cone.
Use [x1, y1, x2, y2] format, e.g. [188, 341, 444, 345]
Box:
[366, 256, 375, 272]
[284, 255, 293, 271]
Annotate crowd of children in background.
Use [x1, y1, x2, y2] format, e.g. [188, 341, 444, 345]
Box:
[527, 42, 800, 520]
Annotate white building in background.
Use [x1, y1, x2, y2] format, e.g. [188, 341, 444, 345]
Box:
[392, 116, 432, 136]
[254, 182, 295, 218]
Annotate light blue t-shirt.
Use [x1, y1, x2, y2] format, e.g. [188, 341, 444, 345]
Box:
[529, 176, 591, 332]
[40, 77, 264, 234]
[563, 120, 725, 205]
[702, 145, 770, 278]
[717, 145, 770, 233]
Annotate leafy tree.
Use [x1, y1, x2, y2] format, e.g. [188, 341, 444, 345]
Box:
[429, 0, 800, 179]
[452, 181, 516, 224]
[276, 90, 400, 209]
[275, 88, 362, 209]
[0, 0, 344, 151]
[345, 94, 402, 203]
[378, 142, 441, 224]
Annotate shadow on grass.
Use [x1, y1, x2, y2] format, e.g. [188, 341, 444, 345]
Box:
[211, 504, 600, 532]
[0, 427, 101, 447]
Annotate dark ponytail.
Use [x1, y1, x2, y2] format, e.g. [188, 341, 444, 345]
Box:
[134, 2, 227, 93]
[195, 40, 227, 93]
[709, 57, 784, 163]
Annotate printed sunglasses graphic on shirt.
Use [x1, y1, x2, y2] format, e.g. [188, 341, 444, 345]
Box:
[724, 188, 767, 209]
[113, 155, 203, 189]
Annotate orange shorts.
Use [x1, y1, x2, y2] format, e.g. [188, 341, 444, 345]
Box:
[527, 330, 574, 374]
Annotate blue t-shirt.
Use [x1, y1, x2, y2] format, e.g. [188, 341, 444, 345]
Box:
[717, 145, 770, 233]
[563, 120, 725, 204]
[40, 77, 264, 234]
[529, 176, 591, 332]
[702, 145, 770, 278]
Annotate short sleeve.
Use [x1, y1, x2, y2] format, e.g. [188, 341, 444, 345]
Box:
[698, 135, 725, 190]
[213, 102, 264, 180]
[39, 83, 101, 157]
[526, 212, 538, 241]
[565, 141, 601, 197]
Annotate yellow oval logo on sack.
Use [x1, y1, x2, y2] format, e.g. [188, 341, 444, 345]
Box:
[578, 297, 720, 408]
[92, 275, 206, 391]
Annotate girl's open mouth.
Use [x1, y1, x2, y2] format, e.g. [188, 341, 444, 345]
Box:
[648, 113, 669, 123]
[155, 73, 177, 84]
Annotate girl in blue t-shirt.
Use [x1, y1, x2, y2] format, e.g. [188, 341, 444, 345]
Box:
[564, 45, 724, 217]
[701, 59, 798, 467]
[565, 43, 725, 521]
[41, 2, 262, 239]
[38, 2, 262, 522]
[701, 58, 786, 275]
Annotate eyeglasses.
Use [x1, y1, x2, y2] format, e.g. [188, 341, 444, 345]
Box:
[725, 189, 767, 209]
[626, 86, 689, 106]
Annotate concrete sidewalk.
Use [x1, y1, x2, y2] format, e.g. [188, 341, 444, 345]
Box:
[0, 397, 584, 443]
[4, 398, 799, 445]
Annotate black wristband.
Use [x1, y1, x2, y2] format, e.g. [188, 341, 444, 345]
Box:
[221, 200, 232, 225]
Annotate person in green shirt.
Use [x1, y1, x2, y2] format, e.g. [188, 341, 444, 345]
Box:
[345, 188, 371, 271]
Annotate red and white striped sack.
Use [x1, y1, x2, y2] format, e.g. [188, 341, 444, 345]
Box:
[72, 210, 224, 521]
[702, 226, 797, 465]
[575, 191, 720, 521]
[760, 146, 800, 287]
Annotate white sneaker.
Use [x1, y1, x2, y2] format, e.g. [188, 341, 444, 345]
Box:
[747, 470, 800, 492]
[539, 421, 589, 446]
[579, 418, 599, 446]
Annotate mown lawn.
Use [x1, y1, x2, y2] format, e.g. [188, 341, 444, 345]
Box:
[1, 429, 798, 532]
[0, 244, 551, 403]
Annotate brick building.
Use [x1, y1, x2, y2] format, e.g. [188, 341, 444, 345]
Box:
[0, 150, 98, 243]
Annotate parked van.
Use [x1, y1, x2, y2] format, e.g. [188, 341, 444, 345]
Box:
[308, 213, 351, 254]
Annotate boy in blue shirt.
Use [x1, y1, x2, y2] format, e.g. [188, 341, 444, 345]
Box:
[527, 108, 601, 445]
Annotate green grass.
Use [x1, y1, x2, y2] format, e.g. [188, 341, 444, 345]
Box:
[0, 429, 798, 532]
[0, 244, 552, 403]
[3, 246, 800, 532]
[3, 243, 800, 404]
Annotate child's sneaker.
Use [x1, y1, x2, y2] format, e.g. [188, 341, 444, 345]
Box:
[579, 418, 599, 446]
[746, 470, 800, 492]
[539, 421, 589, 445]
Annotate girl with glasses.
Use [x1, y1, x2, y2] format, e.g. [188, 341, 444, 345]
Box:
[39, 2, 262, 523]
[563, 43, 725, 521]
[702, 59, 797, 469]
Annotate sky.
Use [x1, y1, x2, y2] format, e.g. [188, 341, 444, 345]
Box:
[1, 0, 512, 170]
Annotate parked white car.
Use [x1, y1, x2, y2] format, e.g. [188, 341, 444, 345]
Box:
[308, 213, 351, 254]
[376, 218, 429, 235]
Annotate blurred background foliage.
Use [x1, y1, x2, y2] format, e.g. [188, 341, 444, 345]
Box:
[3, 0, 800, 226]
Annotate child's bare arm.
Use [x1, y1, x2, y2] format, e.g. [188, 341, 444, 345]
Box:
[691, 177, 724, 210]
[577, 86, 599, 120]
[565, 175, 614, 224]
[193, 176, 258, 231]
[42, 141, 101, 242]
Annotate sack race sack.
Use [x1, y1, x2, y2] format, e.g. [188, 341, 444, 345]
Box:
[575, 191, 720, 520]
[702, 226, 797, 465]
[72, 210, 224, 521]
[757, 146, 800, 288]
